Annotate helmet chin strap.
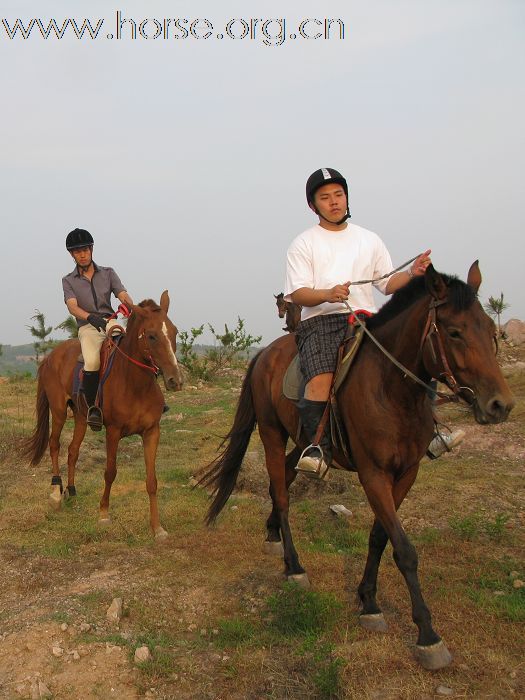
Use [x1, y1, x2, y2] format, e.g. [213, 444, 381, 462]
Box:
[314, 207, 351, 226]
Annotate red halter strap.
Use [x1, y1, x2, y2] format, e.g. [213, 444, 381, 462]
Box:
[106, 333, 159, 376]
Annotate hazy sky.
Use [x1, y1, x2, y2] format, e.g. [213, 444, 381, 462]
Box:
[1, 0, 523, 346]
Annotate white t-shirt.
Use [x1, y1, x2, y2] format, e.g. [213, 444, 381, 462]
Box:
[284, 223, 394, 320]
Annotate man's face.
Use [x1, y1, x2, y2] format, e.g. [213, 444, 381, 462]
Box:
[312, 183, 347, 223]
[71, 246, 93, 268]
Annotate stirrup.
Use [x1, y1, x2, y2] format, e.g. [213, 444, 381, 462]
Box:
[295, 444, 330, 480]
[87, 405, 104, 432]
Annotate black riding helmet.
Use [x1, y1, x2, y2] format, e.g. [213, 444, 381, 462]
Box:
[66, 228, 94, 251]
[306, 168, 350, 224]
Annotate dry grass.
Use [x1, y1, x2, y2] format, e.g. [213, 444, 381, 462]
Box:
[0, 354, 523, 699]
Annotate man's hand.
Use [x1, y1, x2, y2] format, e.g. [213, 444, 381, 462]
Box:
[326, 281, 351, 304]
[410, 249, 432, 277]
[87, 314, 108, 332]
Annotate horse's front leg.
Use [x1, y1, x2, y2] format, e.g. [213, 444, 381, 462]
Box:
[142, 423, 167, 541]
[362, 470, 452, 670]
[358, 466, 418, 632]
[49, 408, 66, 511]
[99, 425, 120, 524]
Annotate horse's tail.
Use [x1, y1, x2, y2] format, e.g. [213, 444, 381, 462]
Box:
[199, 351, 261, 526]
[21, 362, 50, 466]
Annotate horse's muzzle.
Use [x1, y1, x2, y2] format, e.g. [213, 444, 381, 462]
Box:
[163, 374, 183, 392]
[473, 392, 515, 424]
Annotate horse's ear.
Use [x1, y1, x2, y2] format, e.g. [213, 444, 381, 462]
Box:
[425, 264, 448, 301]
[466, 260, 481, 293]
[160, 290, 170, 313]
[274, 294, 278, 299]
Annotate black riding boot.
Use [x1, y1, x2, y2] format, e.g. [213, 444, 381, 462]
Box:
[296, 398, 332, 479]
[82, 370, 103, 431]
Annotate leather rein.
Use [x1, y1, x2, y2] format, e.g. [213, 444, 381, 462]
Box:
[344, 297, 476, 406]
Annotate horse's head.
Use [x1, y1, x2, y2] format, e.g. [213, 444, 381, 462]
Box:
[275, 292, 286, 318]
[423, 261, 514, 424]
[130, 291, 183, 392]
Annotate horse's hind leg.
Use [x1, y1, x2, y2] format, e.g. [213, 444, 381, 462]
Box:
[48, 408, 67, 510]
[264, 446, 300, 555]
[65, 410, 87, 498]
[260, 429, 308, 587]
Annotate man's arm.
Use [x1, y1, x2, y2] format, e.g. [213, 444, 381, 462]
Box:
[385, 249, 432, 295]
[291, 283, 351, 307]
[117, 291, 134, 308]
[66, 298, 90, 322]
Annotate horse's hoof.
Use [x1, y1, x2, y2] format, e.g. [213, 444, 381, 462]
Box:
[154, 527, 169, 541]
[414, 640, 453, 670]
[287, 573, 311, 589]
[98, 516, 111, 526]
[49, 487, 63, 511]
[359, 613, 388, 633]
[64, 486, 76, 500]
[263, 540, 283, 556]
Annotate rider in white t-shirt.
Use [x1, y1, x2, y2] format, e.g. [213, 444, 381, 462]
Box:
[284, 168, 435, 478]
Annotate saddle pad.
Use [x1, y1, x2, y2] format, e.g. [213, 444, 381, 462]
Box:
[282, 325, 365, 401]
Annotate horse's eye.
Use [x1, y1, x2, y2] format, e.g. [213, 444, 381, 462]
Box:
[148, 334, 156, 342]
[448, 328, 461, 339]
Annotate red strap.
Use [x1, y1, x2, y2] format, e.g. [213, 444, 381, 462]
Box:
[348, 309, 373, 325]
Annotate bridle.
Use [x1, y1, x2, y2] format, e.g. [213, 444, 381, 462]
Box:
[345, 296, 477, 407]
[106, 329, 160, 376]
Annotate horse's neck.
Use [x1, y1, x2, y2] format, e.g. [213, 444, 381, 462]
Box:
[365, 298, 430, 383]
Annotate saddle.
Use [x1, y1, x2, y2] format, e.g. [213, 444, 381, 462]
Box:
[72, 332, 125, 413]
[282, 319, 367, 468]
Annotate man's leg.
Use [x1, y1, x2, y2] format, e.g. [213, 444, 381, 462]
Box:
[78, 324, 105, 431]
[296, 373, 333, 478]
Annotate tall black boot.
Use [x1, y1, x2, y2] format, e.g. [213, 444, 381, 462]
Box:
[82, 370, 103, 431]
[296, 398, 332, 479]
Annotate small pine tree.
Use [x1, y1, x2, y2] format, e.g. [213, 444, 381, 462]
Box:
[484, 293, 510, 336]
[28, 310, 55, 363]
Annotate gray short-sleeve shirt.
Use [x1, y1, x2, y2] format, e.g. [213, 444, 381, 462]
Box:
[62, 263, 126, 327]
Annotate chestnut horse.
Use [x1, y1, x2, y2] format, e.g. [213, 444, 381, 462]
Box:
[202, 264, 514, 669]
[274, 292, 301, 332]
[22, 291, 183, 539]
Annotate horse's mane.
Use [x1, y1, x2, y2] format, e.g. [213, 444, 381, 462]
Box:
[366, 273, 477, 331]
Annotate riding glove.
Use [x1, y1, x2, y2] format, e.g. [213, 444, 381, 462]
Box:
[87, 314, 108, 332]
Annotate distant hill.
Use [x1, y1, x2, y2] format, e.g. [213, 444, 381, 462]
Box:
[0, 342, 263, 377]
[0, 344, 38, 377]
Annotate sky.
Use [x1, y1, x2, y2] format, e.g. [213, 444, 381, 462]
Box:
[1, 0, 523, 346]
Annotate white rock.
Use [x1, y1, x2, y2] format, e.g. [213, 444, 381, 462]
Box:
[106, 598, 123, 623]
[79, 622, 92, 633]
[329, 504, 352, 518]
[51, 645, 64, 657]
[436, 686, 454, 696]
[134, 645, 151, 663]
[60, 623, 68, 632]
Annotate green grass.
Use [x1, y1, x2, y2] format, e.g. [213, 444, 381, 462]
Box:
[214, 617, 259, 648]
[449, 512, 511, 541]
[468, 574, 525, 621]
[265, 582, 342, 638]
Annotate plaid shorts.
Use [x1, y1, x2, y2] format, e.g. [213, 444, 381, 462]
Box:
[295, 313, 350, 384]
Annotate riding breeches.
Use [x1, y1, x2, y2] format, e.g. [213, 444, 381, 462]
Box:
[78, 319, 122, 371]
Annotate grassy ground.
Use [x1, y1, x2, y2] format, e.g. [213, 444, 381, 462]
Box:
[0, 357, 523, 699]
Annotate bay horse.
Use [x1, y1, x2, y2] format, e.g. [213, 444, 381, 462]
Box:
[22, 291, 183, 539]
[202, 264, 514, 669]
[274, 292, 301, 332]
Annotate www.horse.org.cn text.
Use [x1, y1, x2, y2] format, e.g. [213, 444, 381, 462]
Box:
[1, 14, 346, 46]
